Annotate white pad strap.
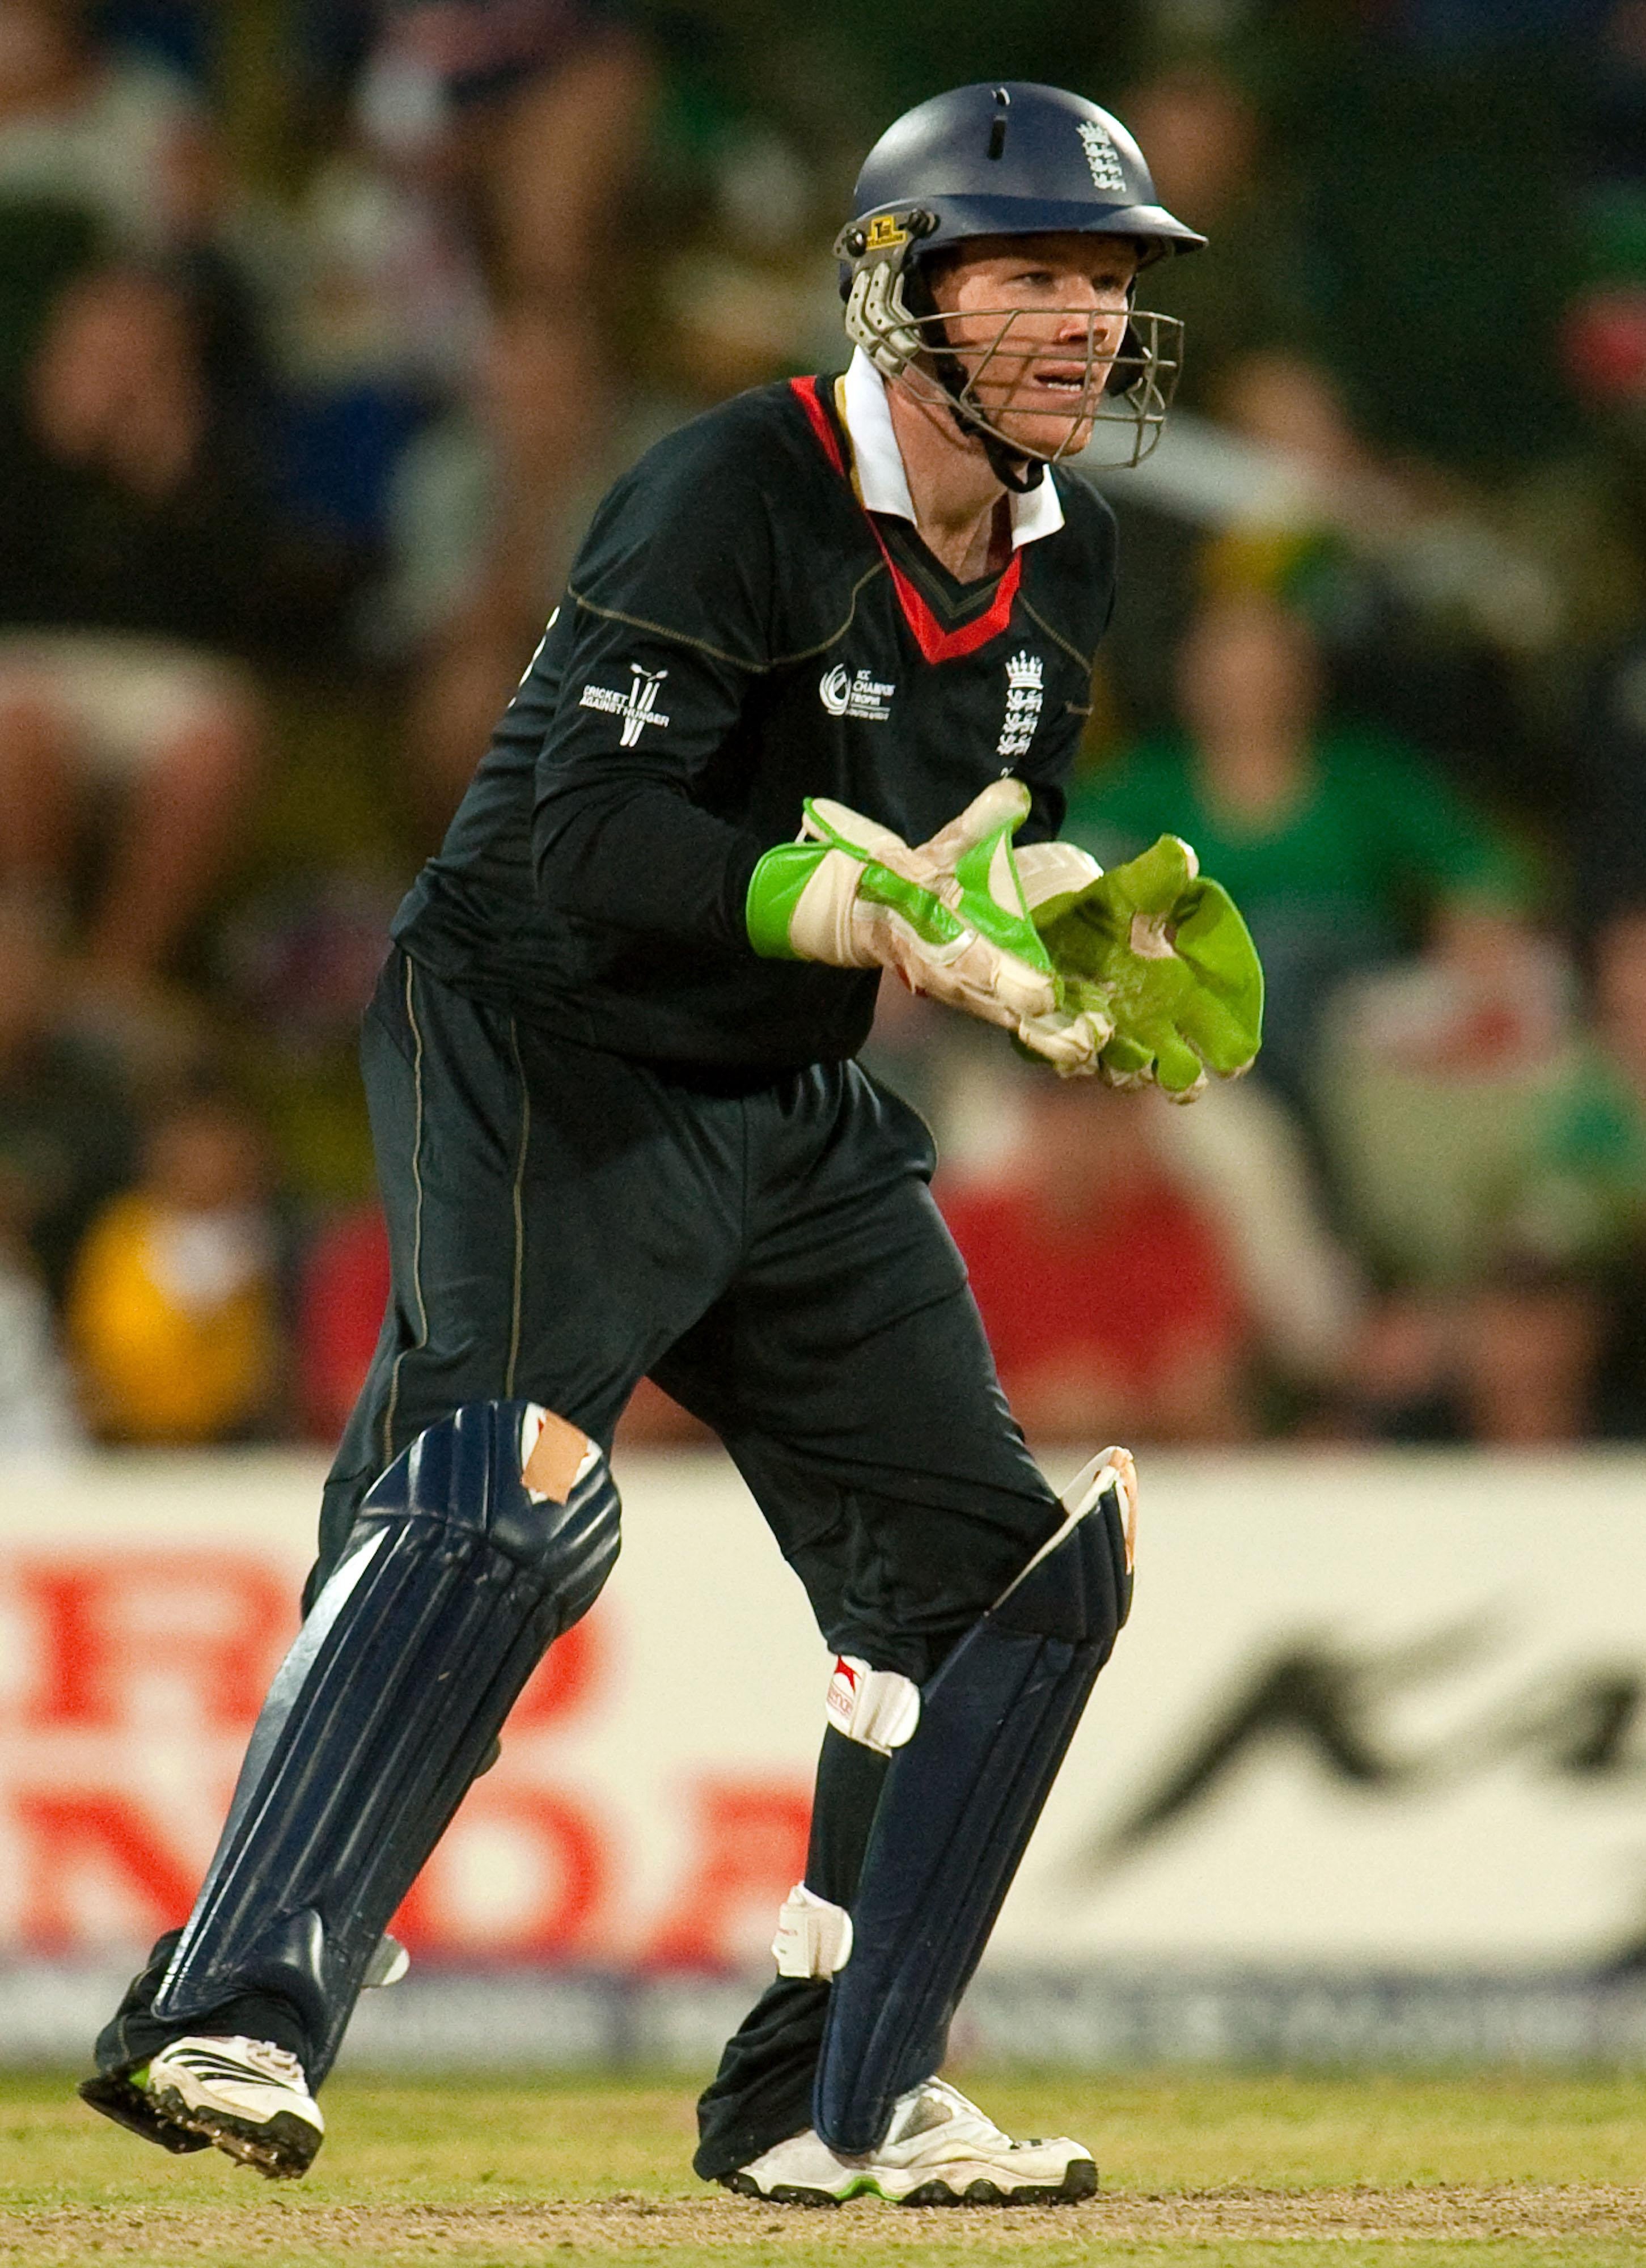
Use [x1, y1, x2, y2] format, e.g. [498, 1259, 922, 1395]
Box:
[773, 1883, 854, 1978]
[825, 1654, 921, 1754]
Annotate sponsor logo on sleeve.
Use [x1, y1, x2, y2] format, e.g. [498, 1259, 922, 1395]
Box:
[579, 663, 671, 746]
[819, 664, 895, 722]
[996, 650, 1044, 764]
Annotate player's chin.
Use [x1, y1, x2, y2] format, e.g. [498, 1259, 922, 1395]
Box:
[992, 397, 1098, 461]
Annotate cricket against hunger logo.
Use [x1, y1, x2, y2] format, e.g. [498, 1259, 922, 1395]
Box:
[579, 662, 671, 746]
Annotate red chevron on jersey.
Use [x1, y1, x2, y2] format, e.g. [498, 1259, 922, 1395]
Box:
[790, 375, 1023, 665]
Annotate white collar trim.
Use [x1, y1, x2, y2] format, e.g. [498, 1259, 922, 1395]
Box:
[840, 348, 1065, 549]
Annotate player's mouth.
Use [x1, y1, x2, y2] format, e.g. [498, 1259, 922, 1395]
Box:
[1021, 357, 1102, 398]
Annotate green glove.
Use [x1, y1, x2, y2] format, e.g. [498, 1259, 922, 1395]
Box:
[745, 781, 1101, 1072]
[1016, 834, 1264, 1101]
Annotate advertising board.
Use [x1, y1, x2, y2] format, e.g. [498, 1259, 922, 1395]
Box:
[5, 1448, 1645, 2064]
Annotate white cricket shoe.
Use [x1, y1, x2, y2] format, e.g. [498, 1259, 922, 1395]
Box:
[723, 2077, 1097, 2206]
[136, 2035, 324, 2178]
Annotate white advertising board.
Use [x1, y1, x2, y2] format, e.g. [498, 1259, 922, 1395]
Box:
[3, 1446, 1645, 2063]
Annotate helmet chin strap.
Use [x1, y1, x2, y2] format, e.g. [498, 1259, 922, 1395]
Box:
[985, 439, 1043, 494]
[948, 396, 1044, 494]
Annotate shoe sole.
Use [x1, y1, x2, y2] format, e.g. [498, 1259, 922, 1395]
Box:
[78, 2073, 211, 2156]
[723, 2157, 1098, 2208]
[145, 2083, 322, 2180]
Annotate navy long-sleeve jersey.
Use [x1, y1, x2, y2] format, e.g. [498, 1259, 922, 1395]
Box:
[393, 373, 1118, 1068]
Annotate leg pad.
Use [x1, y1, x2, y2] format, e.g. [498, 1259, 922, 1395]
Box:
[145, 1401, 619, 2083]
[813, 1454, 1132, 2155]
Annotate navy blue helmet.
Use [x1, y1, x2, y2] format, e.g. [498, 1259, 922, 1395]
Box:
[836, 82, 1204, 471]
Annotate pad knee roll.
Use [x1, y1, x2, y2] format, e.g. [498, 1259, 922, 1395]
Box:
[150, 1401, 619, 2082]
[991, 1443, 1135, 1652]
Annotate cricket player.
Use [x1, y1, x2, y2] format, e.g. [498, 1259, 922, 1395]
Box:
[81, 81, 1260, 2204]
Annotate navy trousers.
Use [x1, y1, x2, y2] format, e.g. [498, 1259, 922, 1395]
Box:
[96, 949, 1060, 2172]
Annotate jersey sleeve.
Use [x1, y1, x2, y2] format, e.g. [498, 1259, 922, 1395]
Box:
[529, 423, 779, 950]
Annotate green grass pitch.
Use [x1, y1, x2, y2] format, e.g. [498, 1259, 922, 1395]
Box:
[3, 2068, 1645, 2266]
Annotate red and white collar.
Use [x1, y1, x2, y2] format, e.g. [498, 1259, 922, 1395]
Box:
[840, 347, 1066, 549]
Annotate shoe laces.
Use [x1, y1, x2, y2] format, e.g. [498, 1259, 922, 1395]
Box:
[230, 2038, 307, 2086]
[887, 2077, 1012, 2148]
[914, 2079, 1019, 2146]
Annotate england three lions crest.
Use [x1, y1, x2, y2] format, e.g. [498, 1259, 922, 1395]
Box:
[997, 651, 1043, 764]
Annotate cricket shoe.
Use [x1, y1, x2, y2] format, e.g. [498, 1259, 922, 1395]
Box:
[722, 2077, 1097, 2206]
[86, 2036, 324, 2178]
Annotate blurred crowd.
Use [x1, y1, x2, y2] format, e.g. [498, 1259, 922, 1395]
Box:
[5, 0, 1646, 1455]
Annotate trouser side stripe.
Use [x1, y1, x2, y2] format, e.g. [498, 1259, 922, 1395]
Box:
[382, 957, 429, 1467]
[504, 1015, 530, 1399]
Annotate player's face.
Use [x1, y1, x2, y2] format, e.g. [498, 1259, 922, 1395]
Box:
[927, 232, 1141, 459]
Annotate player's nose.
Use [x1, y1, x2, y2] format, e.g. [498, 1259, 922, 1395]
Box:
[1053, 299, 1125, 349]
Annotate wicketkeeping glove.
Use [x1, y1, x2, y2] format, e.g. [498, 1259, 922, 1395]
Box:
[1015, 832, 1264, 1102]
[746, 779, 1099, 1072]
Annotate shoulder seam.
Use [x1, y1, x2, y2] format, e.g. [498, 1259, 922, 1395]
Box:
[569, 562, 888, 674]
[568, 589, 766, 671]
[1019, 595, 1097, 675]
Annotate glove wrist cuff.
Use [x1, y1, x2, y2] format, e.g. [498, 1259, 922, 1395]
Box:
[747, 841, 879, 966]
[746, 842, 829, 959]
